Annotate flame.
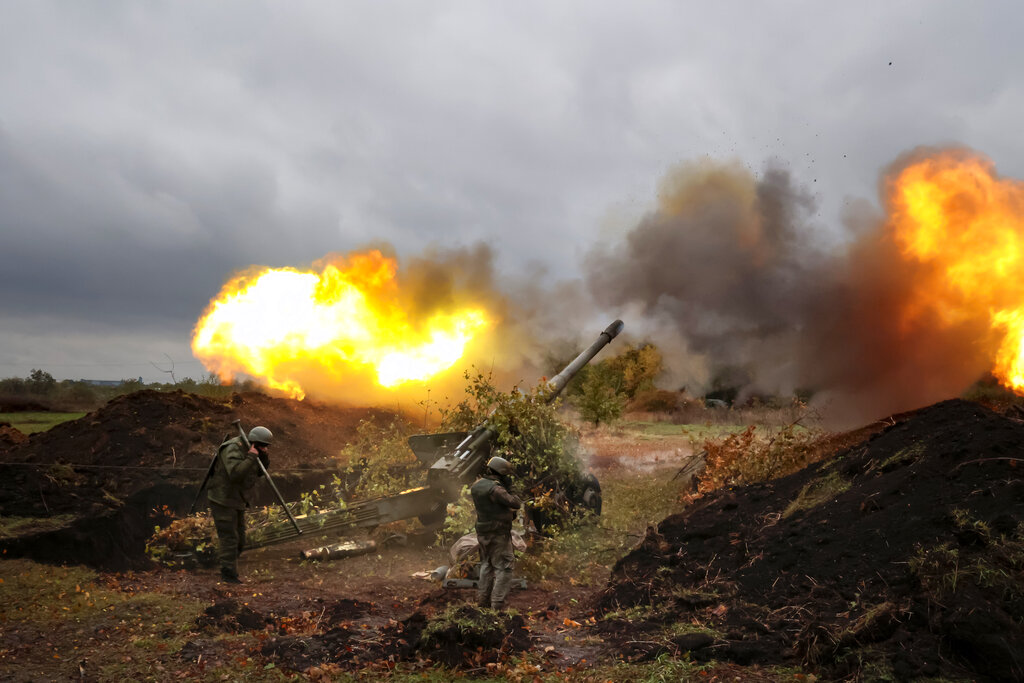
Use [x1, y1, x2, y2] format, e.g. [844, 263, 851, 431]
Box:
[886, 150, 1024, 391]
[191, 250, 492, 398]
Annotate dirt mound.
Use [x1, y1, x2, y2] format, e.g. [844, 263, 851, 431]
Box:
[259, 605, 531, 672]
[599, 399, 1024, 681]
[417, 605, 532, 667]
[0, 390, 405, 569]
[0, 423, 28, 449]
[196, 599, 275, 633]
[260, 609, 425, 672]
[1, 389, 401, 470]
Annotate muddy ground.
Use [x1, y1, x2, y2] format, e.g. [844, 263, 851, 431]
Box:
[1, 391, 1022, 681]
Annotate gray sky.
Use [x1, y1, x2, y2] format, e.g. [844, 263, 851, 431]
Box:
[2, 1, 1022, 387]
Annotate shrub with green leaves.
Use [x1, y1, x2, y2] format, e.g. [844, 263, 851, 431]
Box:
[439, 369, 592, 531]
[338, 417, 422, 499]
[576, 363, 626, 425]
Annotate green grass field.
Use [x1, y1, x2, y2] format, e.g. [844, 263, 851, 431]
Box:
[618, 421, 757, 444]
[621, 420, 815, 441]
[0, 411, 85, 434]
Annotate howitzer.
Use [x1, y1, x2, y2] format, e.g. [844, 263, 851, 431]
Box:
[414, 319, 625, 498]
[243, 319, 624, 550]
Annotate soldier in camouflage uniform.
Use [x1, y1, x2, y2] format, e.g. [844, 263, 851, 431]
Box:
[207, 426, 273, 584]
[470, 456, 522, 610]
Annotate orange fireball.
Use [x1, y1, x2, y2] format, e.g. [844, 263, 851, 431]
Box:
[886, 150, 1024, 392]
[192, 250, 492, 399]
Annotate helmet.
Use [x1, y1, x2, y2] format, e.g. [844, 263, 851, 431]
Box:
[485, 456, 513, 476]
[247, 426, 273, 446]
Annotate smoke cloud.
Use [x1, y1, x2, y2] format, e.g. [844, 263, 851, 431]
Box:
[584, 153, 997, 425]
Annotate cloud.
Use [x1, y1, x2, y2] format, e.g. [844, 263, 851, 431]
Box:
[1, 1, 1023, 397]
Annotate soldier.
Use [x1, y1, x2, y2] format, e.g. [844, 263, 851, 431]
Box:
[470, 455, 522, 610]
[207, 425, 273, 584]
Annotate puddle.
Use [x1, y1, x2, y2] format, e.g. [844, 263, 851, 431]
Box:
[587, 447, 694, 472]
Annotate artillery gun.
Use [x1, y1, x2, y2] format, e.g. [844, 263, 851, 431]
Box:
[243, 320, 624, 550]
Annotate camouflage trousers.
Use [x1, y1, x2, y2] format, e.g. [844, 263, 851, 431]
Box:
[210, 501, 246, 577]
[476, 530, 515, 610]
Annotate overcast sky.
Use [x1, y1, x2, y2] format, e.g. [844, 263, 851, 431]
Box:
[2, 1, 1022, 385]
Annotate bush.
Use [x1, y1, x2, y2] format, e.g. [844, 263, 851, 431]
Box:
[147, 513, 218, 568]
[337, 417, 421, 499]
[606, 343, 663, 399]
[696, 421, 824, 494]
[576, 364, 626, 426]
[626, 389, 682, 414]
[546, 342, 665, 426]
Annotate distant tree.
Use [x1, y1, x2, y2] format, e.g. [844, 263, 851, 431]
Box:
[0, 377, 27, 395]
[549, 342, 663, 399]
[575, 364, 625, 426]
[201, 372, 224, 386]
[27, 369, 56, 395]
[120, 377, 145, 393]
[606, 343, 663, 399]
[64, 381, 98, 405]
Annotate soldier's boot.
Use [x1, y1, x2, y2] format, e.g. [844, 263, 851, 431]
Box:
[220, 567, 243, 584]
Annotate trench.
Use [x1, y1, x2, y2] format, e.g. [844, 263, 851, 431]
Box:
[0, 469, 343, 571]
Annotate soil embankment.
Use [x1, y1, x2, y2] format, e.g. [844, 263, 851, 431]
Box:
[599, 399, 1024, 681]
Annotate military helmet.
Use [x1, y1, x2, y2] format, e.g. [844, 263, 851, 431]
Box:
[248, 426, 273, 446]
[486, 456, 513, 476]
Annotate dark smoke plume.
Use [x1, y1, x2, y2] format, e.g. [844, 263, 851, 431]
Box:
[585, 155, 995, 425]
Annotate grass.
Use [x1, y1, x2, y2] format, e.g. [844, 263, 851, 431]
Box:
[518, 467, 694, 586]
[782, 471, 852, 519]
[874, 441, 926, 471]
[0, 411, 85, 434]
[909, 513, 1024, 599]
[617, 421, 748, 439]
[0, 514, 78, 538]
[0, 560, 206, 680]
[0, 559, 295, 682]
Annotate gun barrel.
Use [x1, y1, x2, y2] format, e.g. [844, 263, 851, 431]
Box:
[545, 320, 624, 399]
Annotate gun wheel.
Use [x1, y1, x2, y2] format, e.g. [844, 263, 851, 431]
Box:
[417, 505, 446, 528]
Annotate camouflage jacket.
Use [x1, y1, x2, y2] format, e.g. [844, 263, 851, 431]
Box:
[471, 474, 522, 534]
[206, 436, 264, 510]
